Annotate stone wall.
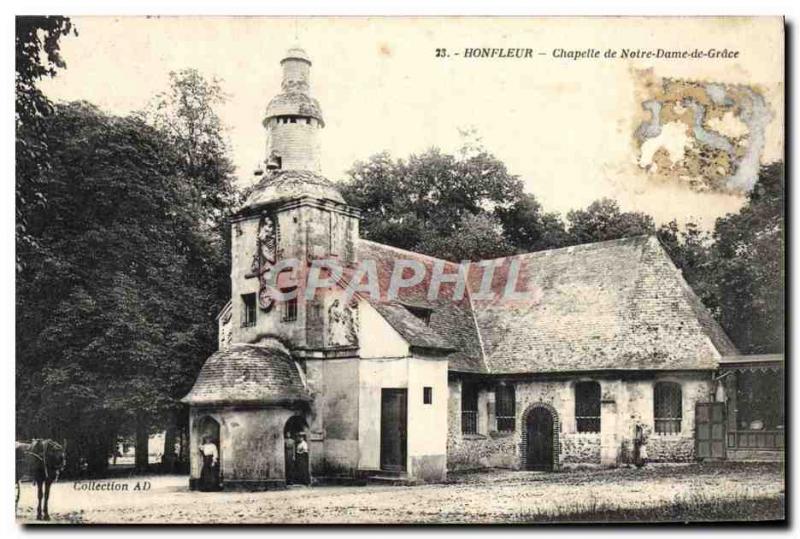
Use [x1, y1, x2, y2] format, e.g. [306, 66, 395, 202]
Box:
[648, 436, 696, 462]
[266, 118, 321, 171]
[189, 406, 297, 490]
[561, 433, 602, 464]
[446, 372, 714, 471]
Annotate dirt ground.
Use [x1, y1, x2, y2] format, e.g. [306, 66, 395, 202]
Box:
[17, 462, 784, 525]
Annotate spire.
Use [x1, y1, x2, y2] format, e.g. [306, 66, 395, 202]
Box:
[240, 44, 343, 212]
[280, 46, 312, 94]
[264, 46, 324, 127]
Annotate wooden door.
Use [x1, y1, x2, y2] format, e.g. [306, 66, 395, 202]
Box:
[526, 408, 554, 471]
[695, 402, 726, 460]
[380, 388, 407, 471]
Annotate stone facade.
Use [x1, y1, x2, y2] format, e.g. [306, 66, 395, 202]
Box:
[264, 118, 322, 172]
[447, 373, 714, 470]
[189, 406, 301, 490]
[560, 434, 602, 464]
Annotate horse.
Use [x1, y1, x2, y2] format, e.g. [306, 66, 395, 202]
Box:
[16, 439, 67, 521]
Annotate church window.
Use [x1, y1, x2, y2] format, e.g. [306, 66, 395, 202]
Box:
[282, 287, 298, 322]
[575, 381, 601, 433]
[241, 293, 257, 328]
[423, 387, 432, 405]
[461, 383, 478, 434]
[654, 382, 682, 434]
[495, 384, 516, 432]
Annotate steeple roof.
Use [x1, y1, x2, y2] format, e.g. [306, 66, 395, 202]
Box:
[239, 169, 346, 213]
[264, 46, 324, 125]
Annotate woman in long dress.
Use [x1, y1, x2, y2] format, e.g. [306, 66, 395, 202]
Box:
[199, 436, 220, 491]
[295, 435, 310, 485]
[633, 423, 649, 468]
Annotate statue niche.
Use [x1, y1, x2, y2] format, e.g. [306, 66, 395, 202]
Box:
[247, 214, 278, 312]
[326, 299, 358, 347]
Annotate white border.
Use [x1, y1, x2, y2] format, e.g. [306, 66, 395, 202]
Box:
[2, 1, 795, 538]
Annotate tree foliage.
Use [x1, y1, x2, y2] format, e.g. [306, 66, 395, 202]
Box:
[655, 163, 784, 354]
[566, 198, 655, 244]
[139, 68, 237, 226]
[340, 147, 524, 259]
[16, 16, 76, 269]
[339, 144, 784, 354]
[17, 68, 237, 474]
[707, 162, 784, 353]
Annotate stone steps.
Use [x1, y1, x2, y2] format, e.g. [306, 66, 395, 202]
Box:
[364, 469, 418, 486]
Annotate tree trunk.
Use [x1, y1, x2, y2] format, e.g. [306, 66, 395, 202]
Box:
[162, 411, 177, 473]
[178, 408, 190, 470]
[135, 415, 149, 472]
[85, 434, 111, 477]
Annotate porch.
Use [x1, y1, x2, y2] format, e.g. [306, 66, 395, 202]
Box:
[719, 354, 784, 462]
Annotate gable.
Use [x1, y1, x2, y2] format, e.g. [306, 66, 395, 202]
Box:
[358, 299, 410, 358]
[354, 240, 486, 372]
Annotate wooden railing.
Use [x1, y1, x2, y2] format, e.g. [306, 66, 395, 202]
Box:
[727, 430, 784, 450]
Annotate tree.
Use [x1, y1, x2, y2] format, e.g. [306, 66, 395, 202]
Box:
[15, 102, 228, 475]
[415, 213, 515, 262]
[139, 69, 238, 470]
[496, 193, 568, 252]
[657, 220, 714, 302]
[706, 162, 784, 353]
[566, 198, 655, 244]
[16, 16, 76, 269]
[139, 68, 237, 226]
[654, 163, 784, 354]
[339, 142, 569, 261]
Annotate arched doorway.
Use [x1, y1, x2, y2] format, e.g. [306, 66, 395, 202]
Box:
[197, 416, 221, 490]
[524, 406, 557, 471]
[284, 415, 309, 485]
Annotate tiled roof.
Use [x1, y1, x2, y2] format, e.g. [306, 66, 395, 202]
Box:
[355, 235, 736, 374]
[240, 169, 345, 212]
[265, 92, 324, 125]
[354, 240, 486, 372]
[181, 340, 310, 405]
[468, 235, 738, 373]
[370, 301, 454, 351]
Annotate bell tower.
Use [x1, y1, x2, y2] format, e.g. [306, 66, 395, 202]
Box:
[263, 46, 324, 172]
[229, 46, 360, 350]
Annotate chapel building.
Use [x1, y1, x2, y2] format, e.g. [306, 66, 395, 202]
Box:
[182, 47, 784, 490]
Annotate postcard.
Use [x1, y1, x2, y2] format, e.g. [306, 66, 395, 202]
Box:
[15, 16, 784, 524]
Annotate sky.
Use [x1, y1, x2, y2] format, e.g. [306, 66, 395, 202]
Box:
[39, 16, 784, 228]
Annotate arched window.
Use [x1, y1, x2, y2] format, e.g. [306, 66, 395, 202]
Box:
[654, 382, 682, 434]
[575, 381, 601, 432]
[495, 384, 515, 432]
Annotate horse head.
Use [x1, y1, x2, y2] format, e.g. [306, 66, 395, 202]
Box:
[44, 440, 67, 480]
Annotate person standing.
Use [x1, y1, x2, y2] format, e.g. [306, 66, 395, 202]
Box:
[284, 434, 296, 484]
[633, 423, 649, 468]
[199, 436, 220, 491]
[295, 434, 309, 485]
